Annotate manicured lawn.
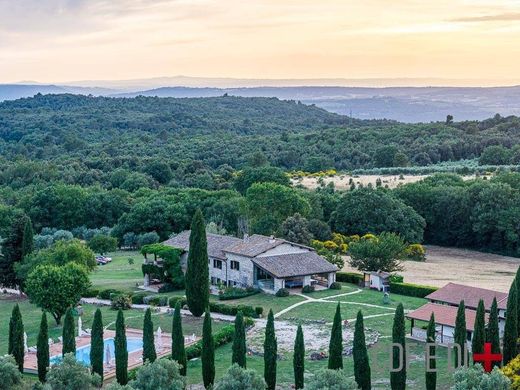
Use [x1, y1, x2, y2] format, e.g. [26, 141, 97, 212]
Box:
[213, 293, 305, 315]
[302, 283, 358, 298]
[89, 250, 143, 293]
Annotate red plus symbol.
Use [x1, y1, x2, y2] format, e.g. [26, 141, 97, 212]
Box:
[473, 342, 502, 372]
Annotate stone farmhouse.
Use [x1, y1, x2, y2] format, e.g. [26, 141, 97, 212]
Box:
[162, 231, 338, 294]
[406, 283, 508, 348]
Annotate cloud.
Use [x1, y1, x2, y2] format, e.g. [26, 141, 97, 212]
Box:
[452, 12, 520, 22]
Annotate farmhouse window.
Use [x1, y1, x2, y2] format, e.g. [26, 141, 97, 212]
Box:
[230, 260, 240, 270]
[213, 259, 223, 269]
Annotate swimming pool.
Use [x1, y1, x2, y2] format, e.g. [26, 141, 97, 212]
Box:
[50, 337, 143, 365]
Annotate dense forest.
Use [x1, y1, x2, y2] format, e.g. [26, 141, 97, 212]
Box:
[1, 93, 520, 266]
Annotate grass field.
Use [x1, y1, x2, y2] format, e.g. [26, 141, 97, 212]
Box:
[2, 251, 460, 389]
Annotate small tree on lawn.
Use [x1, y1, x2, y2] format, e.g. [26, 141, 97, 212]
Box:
[293, 324, 305, 390]
[62, 307, 76, 356]
[353, 310, 371, 390]
[503, 279, 518, 365]
[214, 364, 265, 390]
[391, 303, 406, 390]
[171, 301, 187, 376]
[115, 309, 128, 385]
[143, 308, 157, 363]
[454, 300, 467, 368]
[9, 304, 24, 372]
[328, 302, 343, 370]
[264, 309, 278, 390]
[232, 311, 247, 368]
[37, 311, 49, 382]
[487, 297, 501, 368]
[202, 309, 215, 389]
[126, 359, 186, 390]
[348, 232, 407, 273]
[426, 313, 436, 390]
[90, 308, 104, 381]
[25, 262, 90, 324]
[185, 209, 209, 317]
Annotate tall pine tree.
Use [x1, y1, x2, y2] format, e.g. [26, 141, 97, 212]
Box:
[353, 310, 371, 390]
[503, 279, 518, 365]
[425, 313, 436, 390]
[201, 309, 215, 389]
[115, 309, 128, 385]
[232, 311, 246, 368]
[328, 302, 343, 370]
[143, 308, 157, 363]
[171, 301, 187, 376]
[293, 324, 305, 390]
[9, 304, 24, 372]
[453, 300, 467, 368]
[391, 303, 406, 390]
[90, 309, 104, 381]
[62, 308, 76, 356]
[472, 299, 486, 362]
[37, 311, 49, 382]
[264, 309, 277, 390]
[185, 209, 209, 317]
[487, 297, 501, 368]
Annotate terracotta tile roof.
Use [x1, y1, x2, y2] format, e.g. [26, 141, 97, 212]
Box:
[425, 283, 508, 311]
[252, 251, 338, 278]
[163, 230, 242, 260]
[406, 303, 488, 331]
[223, 234, 291, 257]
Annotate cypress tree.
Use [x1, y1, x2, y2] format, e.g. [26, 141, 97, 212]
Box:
[503, 279, 518, 365]
[264, 309, 277, 390]
[62, 308, 76, 356]
[90, 309, 104, 381]
[391, 303, 406, 390]
[115, 309, 128, 385]
[185, 209, 209, 317]
[21, 217, 34, 259]
[10, 304, 24, 372]
[353, 310, 371, 390]
[201, 309, 215, 389]
[37, 311, 49, 382]
[171, 301, 187, 376]
[142, 308, 156, 363]
[425, 313, 436, 390]
[453, 300, 467, 368]
[293, 324, 305, 390]
[328, 302, 343, 370]
[232, 311, 246, 368]
[487, 297, 501, 368]
[472, 299, 486, 362]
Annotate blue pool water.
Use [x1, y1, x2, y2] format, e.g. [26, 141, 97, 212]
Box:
[50, 337, 143, 366]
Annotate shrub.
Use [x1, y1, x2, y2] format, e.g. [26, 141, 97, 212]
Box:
[215, 364, 265, 390]
[47, 353, 102, 390]
[336, 272, 363, 285]
[275, 288, 290, 297]
[389, 274, 404, 283]
[168, 297, 188, 308]
[329, 282, 342, 290]
[390, 282, 437, 298]
[111, 295, 132, 310]
[302, 285, 315, 293]
[143, 295, 169, 307]
[404, 244, 426, 262]
[218, 287, 260, 301]
[255, 307, 264, 317]
[158, 283, 179, 293]
[98, 289, 125, 300]
[167, 297, 262, 318]
[132, 359, 185, 390]
[186, 325, 235, 360]
[306, 369, 358, 390]
[453, 365, 510, 390]
[0, 355, 23, 390]
[501, 354, 520, 389]
[83, 288, 100, 298]
[131, 292, 148, 305]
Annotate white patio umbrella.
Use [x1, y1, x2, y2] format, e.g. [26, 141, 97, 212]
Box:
[23, 332, 28, 354]
[78, 317, 83, 337]
[156, 327, 163, 352]
[105, 343, 112, 366]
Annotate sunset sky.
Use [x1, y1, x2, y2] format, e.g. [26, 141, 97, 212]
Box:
[2, 0, 520, 85]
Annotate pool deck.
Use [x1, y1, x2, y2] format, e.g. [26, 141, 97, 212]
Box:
[23, 327, 199, 380]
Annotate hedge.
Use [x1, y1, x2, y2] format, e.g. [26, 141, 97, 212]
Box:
[336, 272, 363, 285]
[98, 289, 126, 300]
[83, 288, 100, 298]
[218, 287, 260, 301]
[131, 292, 148, 304]
[143, 295, 169, 307]
[168, 297, 263, 318]
[389, 282, 438, 298]
[186, 325, 235, 359]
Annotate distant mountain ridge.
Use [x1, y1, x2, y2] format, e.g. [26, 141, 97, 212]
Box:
[2, 82, 520, 123]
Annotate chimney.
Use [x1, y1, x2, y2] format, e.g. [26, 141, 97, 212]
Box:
[243, 233, 249, 242]
[269, 235, 276, 243]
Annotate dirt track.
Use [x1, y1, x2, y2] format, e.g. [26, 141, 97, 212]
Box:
[343, 245, 519, 293]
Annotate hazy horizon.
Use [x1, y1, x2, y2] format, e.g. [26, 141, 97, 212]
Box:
[2, 1, 520, 86]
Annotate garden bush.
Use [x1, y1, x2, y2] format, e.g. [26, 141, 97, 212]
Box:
[404, 243, 426, 261]
[143, 295, 169, 307]
[98, 289, 125, 300]
[167, 297, 262, 318]
[275, 288, 289, 297]
[218, 287, 260, 301]
[168, 297, 188, 308]
[389, 274, 404, 283]
[336, 272, 363, 285]
[83, 288, 100, 298]
[186, 325, 235, 360]
[302, 285, 315, 293]
[111, 294, 132, 310]
[329, 282, 342, 290]
[131, 292, 148, 305]
[389, 281, 438, 298]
